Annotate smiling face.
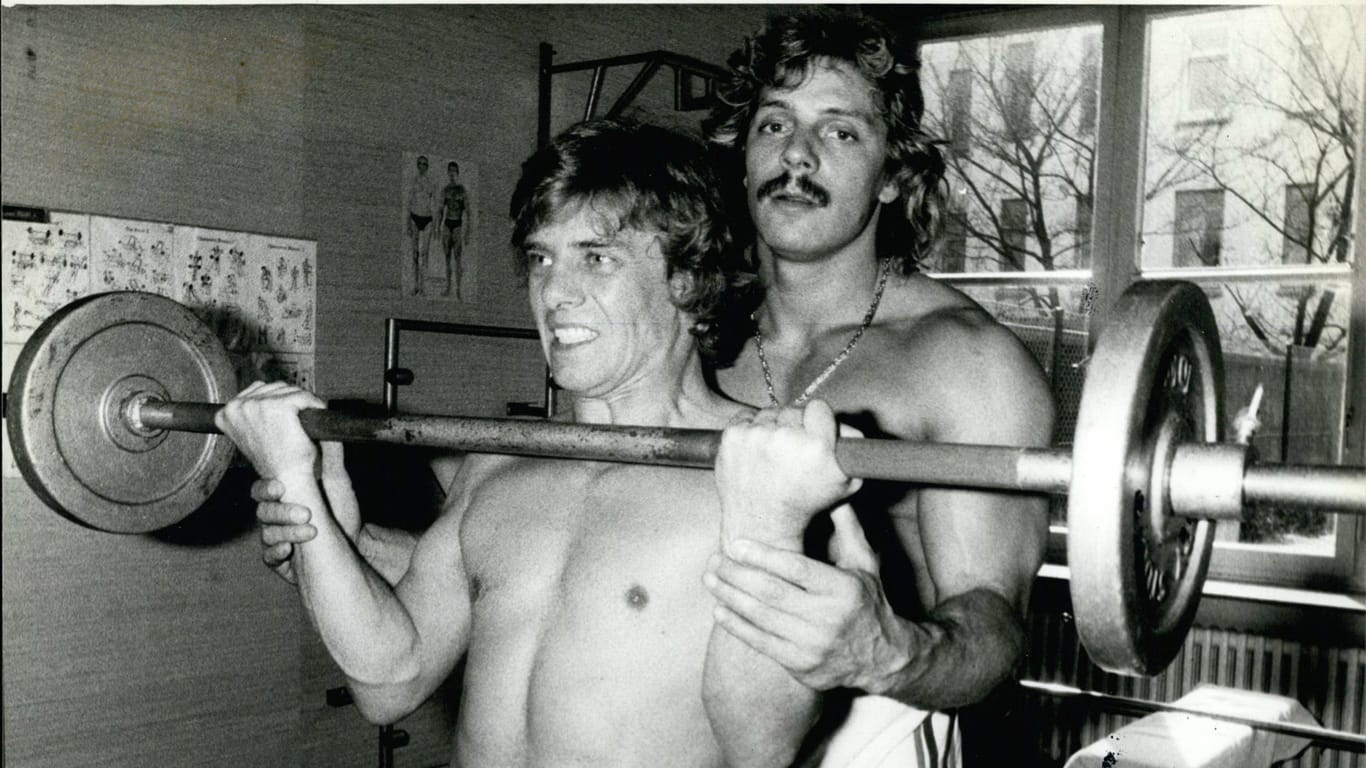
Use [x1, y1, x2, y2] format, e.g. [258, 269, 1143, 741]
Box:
[524, 205, 693, 399]
[745, 59, 899, 263]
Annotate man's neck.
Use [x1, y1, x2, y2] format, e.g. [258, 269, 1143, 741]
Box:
[569, 356, 732, 429]
[756, 243, 885, 341]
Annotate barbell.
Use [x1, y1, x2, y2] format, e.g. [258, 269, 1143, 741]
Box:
[5, 284, 1364, 678]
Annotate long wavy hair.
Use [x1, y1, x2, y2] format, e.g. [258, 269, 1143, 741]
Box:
[705, 9, 947, 274]
[510, 118, 761, 366]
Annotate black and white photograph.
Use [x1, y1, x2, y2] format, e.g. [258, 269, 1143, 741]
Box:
[2, 5, 1363, 768]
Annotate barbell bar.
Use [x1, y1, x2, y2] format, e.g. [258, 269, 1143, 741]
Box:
[131, 401, 1364, 515]
[6, 285, 1365, 678]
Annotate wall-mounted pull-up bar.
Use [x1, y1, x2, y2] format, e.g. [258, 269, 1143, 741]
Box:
[536, 42, 729, 147]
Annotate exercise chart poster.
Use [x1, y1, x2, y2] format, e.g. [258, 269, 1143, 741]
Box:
[2, 210, 316, 478]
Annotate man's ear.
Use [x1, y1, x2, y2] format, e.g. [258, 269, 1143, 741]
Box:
[669, 271, 695, 303]
[878, 175, 900, 205]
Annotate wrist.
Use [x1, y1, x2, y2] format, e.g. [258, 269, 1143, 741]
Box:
[273, 470, 322, 504]
[859, 615, 919, 697]
[720, 501, 811, 547]
[722, 532, 806, 556]
[721, 518, 805, 553]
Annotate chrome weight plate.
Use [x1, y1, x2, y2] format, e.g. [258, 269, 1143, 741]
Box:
[1067, 281, 1222, 676]
[6, 292, 238, 533]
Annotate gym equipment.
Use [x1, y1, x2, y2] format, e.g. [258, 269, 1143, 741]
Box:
[6, 284, 1364, 675]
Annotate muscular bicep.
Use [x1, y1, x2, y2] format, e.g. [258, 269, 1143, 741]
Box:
[902, 487, 1047, 616]
[895, 326, 1054, 615]
[390, 483, 474, 699]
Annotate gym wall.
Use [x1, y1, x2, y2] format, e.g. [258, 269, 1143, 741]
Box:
[0, 6, 774, 767]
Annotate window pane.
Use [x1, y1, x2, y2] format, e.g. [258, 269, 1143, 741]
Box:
[1142, 6, 1363, 270]
[1281, 183, 1313, 265]
[1199, 280, 1353, 556]
[920, 24, 1103, 274]
[1141, 6, 1361, 567]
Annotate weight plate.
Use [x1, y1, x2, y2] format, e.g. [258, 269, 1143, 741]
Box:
[7, 292, 238, 533]
[1067, 281, 1221, 676]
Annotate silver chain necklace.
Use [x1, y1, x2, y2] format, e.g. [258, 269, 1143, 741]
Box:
[753, 258, 893, 407]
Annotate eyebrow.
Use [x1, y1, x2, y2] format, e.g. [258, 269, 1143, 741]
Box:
[756, 97, 877, 126]
[522, 236, 624, 252]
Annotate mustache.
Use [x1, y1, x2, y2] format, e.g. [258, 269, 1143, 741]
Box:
[755, 173, 830, 206]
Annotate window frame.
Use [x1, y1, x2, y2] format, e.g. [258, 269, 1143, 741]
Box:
[909, 4, 1365, 595]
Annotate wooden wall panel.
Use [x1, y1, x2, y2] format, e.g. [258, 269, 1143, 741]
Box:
[2, 5, 776, 767]
[1, 473, 301, 768]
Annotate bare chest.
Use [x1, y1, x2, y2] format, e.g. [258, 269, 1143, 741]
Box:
[459, 461, 721, 617]
[721, 335, 928, 440]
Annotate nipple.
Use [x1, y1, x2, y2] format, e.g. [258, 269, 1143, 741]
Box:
[625, 584, 649, 611]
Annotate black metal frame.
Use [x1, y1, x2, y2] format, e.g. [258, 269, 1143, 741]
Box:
[536, 42, 727, 148]
[382, 317, 549, 417]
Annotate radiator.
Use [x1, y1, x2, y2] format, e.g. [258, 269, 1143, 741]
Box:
[1022, 612, 1365, 768]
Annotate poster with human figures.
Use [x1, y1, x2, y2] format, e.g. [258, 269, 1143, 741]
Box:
[400, 151, 476, 301]
[3, 213, 92, 338]
[1, 209, 316, 478]
[89, 216, 179, 297]
[244, 234, 315, 391]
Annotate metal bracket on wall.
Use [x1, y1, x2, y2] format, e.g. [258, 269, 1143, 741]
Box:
[383, 317, 553, 417]
[378, 724, 410, 768]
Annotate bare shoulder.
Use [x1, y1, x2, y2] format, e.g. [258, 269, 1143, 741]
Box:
[430, 453, 522, 520]
[882, 277, 1031, 365]
[875, 275, 1055, 445]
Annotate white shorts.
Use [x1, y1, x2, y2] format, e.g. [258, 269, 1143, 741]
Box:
[817, 695, 959, 768]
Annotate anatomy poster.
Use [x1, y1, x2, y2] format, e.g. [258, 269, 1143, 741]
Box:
[399, 151, 476, 301]
[1, 208, 317, 477]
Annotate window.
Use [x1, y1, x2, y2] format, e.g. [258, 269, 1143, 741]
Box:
[940, 208, 967, 273]
[1005, 40, 1036, 140]
[1183, 26, 1229, 119]
[947, 68, 974, 155]
[1000, 198, 1029, 271]
[920, 22, 1101, 277]
[911, 4, 1364, 593]
[1281, 183, 1312, 265]
[1173, 189, 1224, 267]
[1144, 6, 1361, 588]
[1073, 193, 1093, 265]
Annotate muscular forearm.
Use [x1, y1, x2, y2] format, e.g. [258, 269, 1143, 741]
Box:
[703, 629, 820, 768]
[281, 478, 424, 692]
[871, 588, 1024, 710]
[704, 530, 820, 768]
